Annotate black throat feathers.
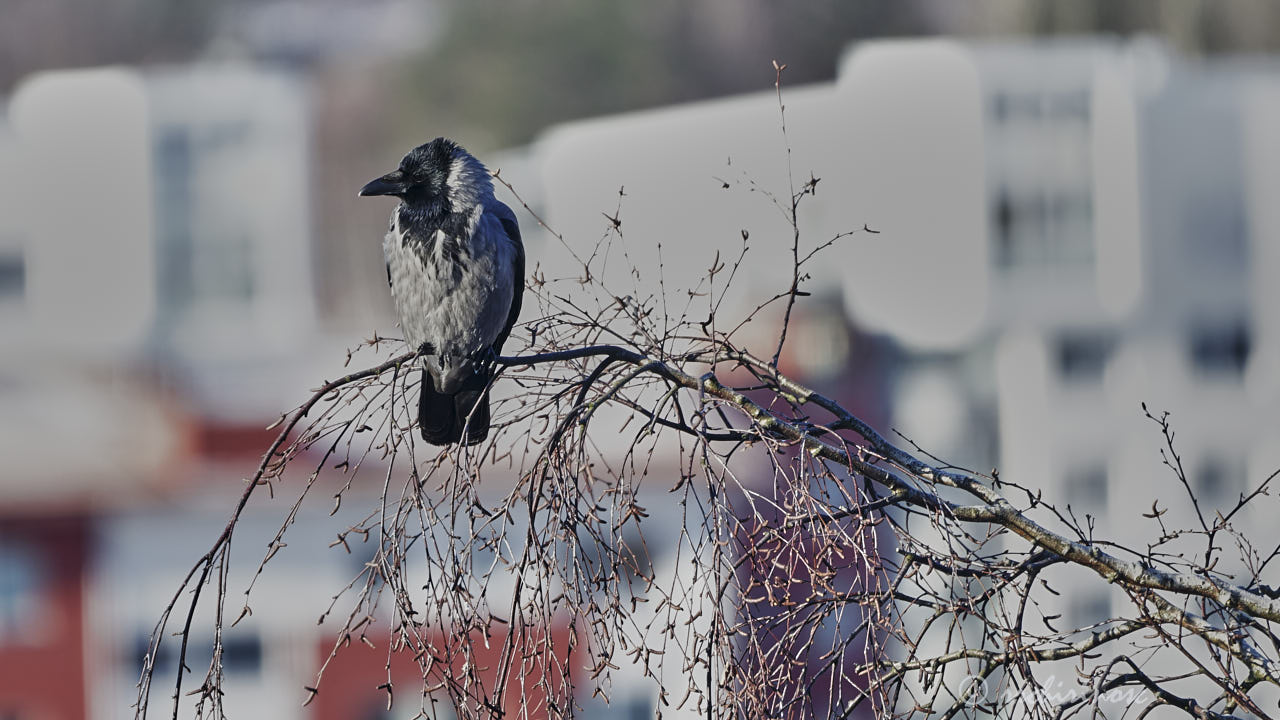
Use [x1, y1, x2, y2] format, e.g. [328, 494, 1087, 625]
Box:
[397, 199, 473, 276]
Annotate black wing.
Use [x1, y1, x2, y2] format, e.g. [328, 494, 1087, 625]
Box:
[491, 201, 524, 354]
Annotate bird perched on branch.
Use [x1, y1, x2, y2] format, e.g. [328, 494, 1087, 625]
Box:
[359, 138, 524, 445]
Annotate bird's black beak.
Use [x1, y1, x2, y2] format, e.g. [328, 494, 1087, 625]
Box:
[359, 170, 410, 197]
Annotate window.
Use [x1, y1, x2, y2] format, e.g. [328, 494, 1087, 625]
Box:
[191, 231, 255, 303]
[367, 697, 457, 720]
[991, 188, 1093, 269]
[134, 634, 164, 676]
[579, 694, 651, 720]
[990, 91, 1040, 123]
[990, 89, 1090, 124]
[153, 123, 257, 330]
[1064, 464, 1107, 512]
[154, 127, 195, 320]
[0, 540, 43, 644]
[616, 530, 654, 590]
[988, 86, 1094, 271]
[1055, 332, 1112, 383]
[1069, 591, 1111, 630]
[574, 527, 653, 594]
[0, 251, 23, 300]
[1182, 192, 1248, 269]
[1048, 90, 1090, 121]
[1189, 321, 1250, 377]
[1195, 456, 1242, 506]
[623, 696, 653, 720]
[994, 187, 1014, 263]
[221, 634, 262, 675]
[134, 631, 261, 677]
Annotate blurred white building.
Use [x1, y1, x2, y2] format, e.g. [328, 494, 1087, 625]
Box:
[841, 37, 1280, 705]
[2, 63, 327, 433]
[507, 35, 1280, 709]
[832, 37, 1280, 621]
[0, 64, 339, 720]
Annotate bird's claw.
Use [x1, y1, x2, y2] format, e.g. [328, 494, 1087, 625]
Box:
[469, 347, 500, 374]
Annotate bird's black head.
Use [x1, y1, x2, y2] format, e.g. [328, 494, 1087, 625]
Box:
[359, 137, 461, 204]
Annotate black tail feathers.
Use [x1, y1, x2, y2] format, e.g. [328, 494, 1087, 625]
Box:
[417, 369, 492, 446]
[417, 374, 456, 445]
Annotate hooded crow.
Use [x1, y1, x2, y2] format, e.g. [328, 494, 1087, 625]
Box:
[360, 138, 524, 445]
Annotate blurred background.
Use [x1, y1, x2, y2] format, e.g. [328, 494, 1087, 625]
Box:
[3, 1, 1280, 718]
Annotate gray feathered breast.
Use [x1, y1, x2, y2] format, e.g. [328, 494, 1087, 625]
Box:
[384, 197, 520, 394]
